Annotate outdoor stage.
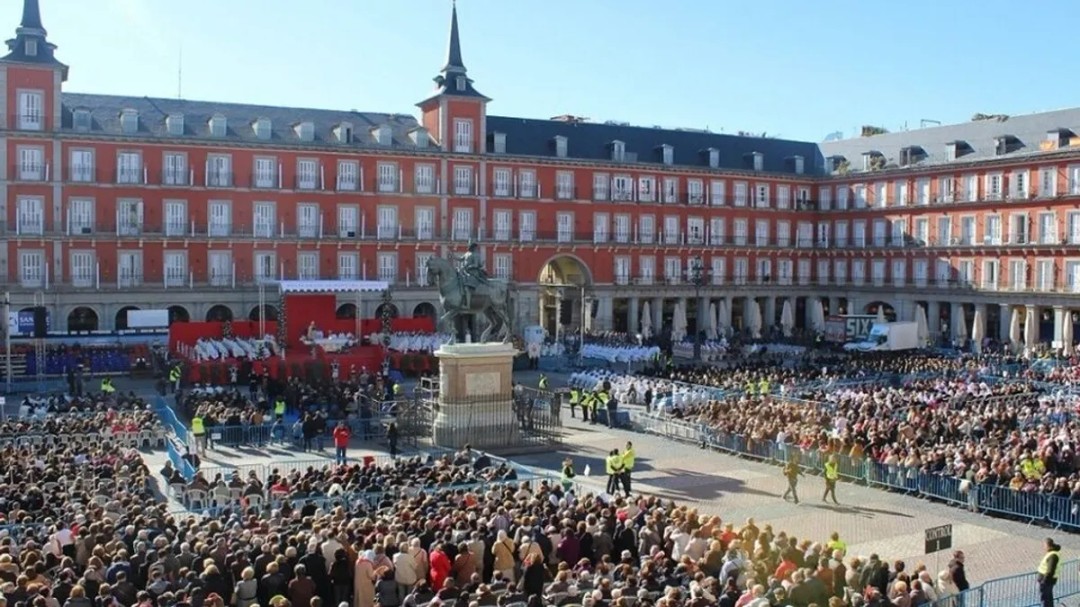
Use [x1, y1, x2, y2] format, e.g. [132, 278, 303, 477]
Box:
[169, 280, 437, 382]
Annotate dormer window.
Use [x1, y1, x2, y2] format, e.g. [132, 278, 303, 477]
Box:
[333, 122, 353, 143]
[828, 155, 847, 173]
[946, 140, 970, 161]
[294, 121, 315, 142]
[706, 148, 720, 169]
[611, 140, 626, 162]
[25, 39, 37, 56]
[746, 152, 763, 171]
[554, 135, 567, 158]
[73, 109, 91, 132]
[119, 109, 139, 135]
[660, 144, 673, 166]
[373, 125, 392, 146]
[995, 135, 1019, 155]
[410, 127, 429, 148]
[208, 114, 227, 137]
[456, 76, 466, 91]
[899, 146, 925, 166]
[792, 155, 805, 175]
[492, 132, 506, 154]
[252, 118, 272, 140]
[165, 113, 184, 137]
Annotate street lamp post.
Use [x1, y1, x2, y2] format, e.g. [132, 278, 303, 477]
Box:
[689, 258, 708, 362]
[380, 288, 393, 376]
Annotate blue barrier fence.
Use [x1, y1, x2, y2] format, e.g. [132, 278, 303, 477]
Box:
[153, 397, 191, 445]
[631, 412, 1080, 533]
[165, 439, 197, 482]
[928, 556, 1080, 607]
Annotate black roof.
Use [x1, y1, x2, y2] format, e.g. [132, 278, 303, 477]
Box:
[1, 0, 68, 79]
[419, 2, 488, 104]
[486, 116, 824, 175]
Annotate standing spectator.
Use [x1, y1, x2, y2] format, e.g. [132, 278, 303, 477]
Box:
[333, 422, 351, 464]
[288, 565, 316, 607]
[387, 422, 399, 458]
[948, 551, 969, 594]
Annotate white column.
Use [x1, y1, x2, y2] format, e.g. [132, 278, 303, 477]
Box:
[998, 303, 1011, 343]
[1054, 306, 1066, 351]
[628, 297, 640, 336]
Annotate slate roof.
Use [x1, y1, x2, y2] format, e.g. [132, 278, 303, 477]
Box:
[486, 116, 824, 175]
[1, 0, 67, 77]
[59, 93, 427, 148]
[818, 108, 1080, 172]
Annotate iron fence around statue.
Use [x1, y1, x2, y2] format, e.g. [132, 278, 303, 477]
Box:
[418, 388, 563, 452]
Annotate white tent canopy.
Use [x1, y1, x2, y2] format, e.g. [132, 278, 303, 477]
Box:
[914, 305, 930, 346]
[971, 308, 984, 354]
[706, 302, 718, 340]
[780, 300, 795, 337]
[640, 301, 653, 339]
[275, 280, 390, 294]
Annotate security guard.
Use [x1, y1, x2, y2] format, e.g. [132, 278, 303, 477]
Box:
[100, 377, 115, 395]
[568, 387, 580, 419]
[822, 454, 840, 504]
[191, 413, 207, 455]
[620, 441, 635, 496]
[826, 531, 847, 555]
[582, 391, 595, 424]
[604, 448, 624, 495]
[538, 373, 549, 390]
[274, 396, 287, 421]
[560, 457, 576, 493]
[1037, 537, 1061, 607]
[168, 365, 182, 393]
[598, 390, 611, 427]
[758, 378, 770, 396]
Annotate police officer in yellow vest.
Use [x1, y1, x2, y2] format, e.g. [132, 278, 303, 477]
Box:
[100, 377, 115, 395]
[758, 378, 769, 395]
[274, 397, 286, 421]
[1038, 537, 1061, 607]
[598, 390, 612, 427]
[582, 391, 595, 424]
[604, 448, 624, 495]
[538, 373, 549, 390]
[168, 365, 181, 393]
[191, 413, 207, 455]
[619, 441, 635, 496]
[568, 387, 580, 419]
[822, 454, 840, 504]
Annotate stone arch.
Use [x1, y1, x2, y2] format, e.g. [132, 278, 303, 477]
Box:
[537, 253, 594, 286]
[374, 302, 399, 319]
[412, 302, 437, 319]
[249, 304, 278, 322]
[336, 303, 357, 319]
[115, 306, 140, 330]
[67, 306, 100, 332]
[168, 305, 190, 324]
[205, 304, 234, 322]
[864, 301, 897, 322]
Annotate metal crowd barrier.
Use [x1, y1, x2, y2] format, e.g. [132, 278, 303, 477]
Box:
[200, 415, 393, 449]
[929, 556, 1080, 607]
[629, 411, 1080, 533]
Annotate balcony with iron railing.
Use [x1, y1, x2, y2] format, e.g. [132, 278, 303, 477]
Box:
[11, 163, 48, 182]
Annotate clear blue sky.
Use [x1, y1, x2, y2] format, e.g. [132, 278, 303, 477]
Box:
[14, 0, 1080, 142]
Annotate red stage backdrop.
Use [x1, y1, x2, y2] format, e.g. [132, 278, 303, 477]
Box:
[283, 294, 337, 347]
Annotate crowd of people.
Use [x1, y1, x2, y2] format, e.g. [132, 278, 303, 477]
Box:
[372, 332, 451, 355]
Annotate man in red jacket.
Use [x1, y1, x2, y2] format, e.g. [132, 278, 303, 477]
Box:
[332, 421, 351, 465]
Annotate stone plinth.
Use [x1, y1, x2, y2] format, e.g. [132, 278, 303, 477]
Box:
[432, 342, 519, 450]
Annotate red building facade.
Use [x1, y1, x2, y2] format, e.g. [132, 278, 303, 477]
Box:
[3, 0, 1080, 346]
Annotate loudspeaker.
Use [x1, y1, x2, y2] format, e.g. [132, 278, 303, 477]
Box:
[33, 306, 48, 338]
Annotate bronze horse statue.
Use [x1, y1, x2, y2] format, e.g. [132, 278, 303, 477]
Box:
[425, 256, 512, 343]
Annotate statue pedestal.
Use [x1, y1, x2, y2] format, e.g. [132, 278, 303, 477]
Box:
[432, 343, 519, 450]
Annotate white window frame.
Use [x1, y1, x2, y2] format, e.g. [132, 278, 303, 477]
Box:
[377, 162, 399, 193]
[17, 197, 44, 236]
[592, 173, 609, 201]
[493, 168, 512, 197]
[19, 250, 45, 287]
[208, 200, 232, 237]
[338, 252, 359, 281]
[253, 201, 276, 239]
[452, 208, 473, 241]
[209, 252, 234, 286]
[68, 198, 94, 235]
[593, 212, 610, 244]
[556, 212, 574, 243]
[17, 146, 44, 181]
[254, 157, 277, 189]
[337, 160, 359, 191]
[453, 119, 473, 153]
[164, 251, 187, 287]
[493, 209, 512, 241]
[556, 171, 574, 200]
[163, 152, 188, 186]
[377, 206, 399, 240]
[70, 251, 94, 288]
[116, 151, 142, 185]
[71, 149, 95, 183]
[709, 180, 726, 206]
[207, 154, 232, 187]
[688, 179, 704, 205]
[297, 252, 320, 280]
[297, 203, 320, 238]
[454, 165, 473, 195]
[164, 200, 187, 237]
[518, 211, 536, 242]
[297, 158, 319, 190]
[518, 170, 537, 198]
[415, 207, 435, 240]
[493, 254, 512, 281]
[17, 90, 43, 131]
[414, 164, 435, 194]
[377, 252, 398, 284]
[1040, 167, 1058, 198]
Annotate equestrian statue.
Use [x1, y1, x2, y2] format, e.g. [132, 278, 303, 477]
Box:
[425, 242, 512, 343]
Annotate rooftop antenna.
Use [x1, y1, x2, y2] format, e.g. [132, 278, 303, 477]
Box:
[177, 43, 183, 99]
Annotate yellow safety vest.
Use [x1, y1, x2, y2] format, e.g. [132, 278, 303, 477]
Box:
[1039, 550, 1061, 579]
[827, 539, 847, 553]
[569, 389, 579, 404]
[539, 376, 549, 389]
[274, 400, 286, 415]
[622, 449, 636, 471]
[605, 455, 621, 475]
[169, 367, 180, 381]
[393, 384, 402, 395]
[824, 462, 839, 480]
[759, 380, 770, 394]
[191, 417, 205, 435]
[599, 392, 610, 405]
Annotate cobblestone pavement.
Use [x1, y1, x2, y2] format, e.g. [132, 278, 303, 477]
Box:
[507, 370, 1080, 588]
